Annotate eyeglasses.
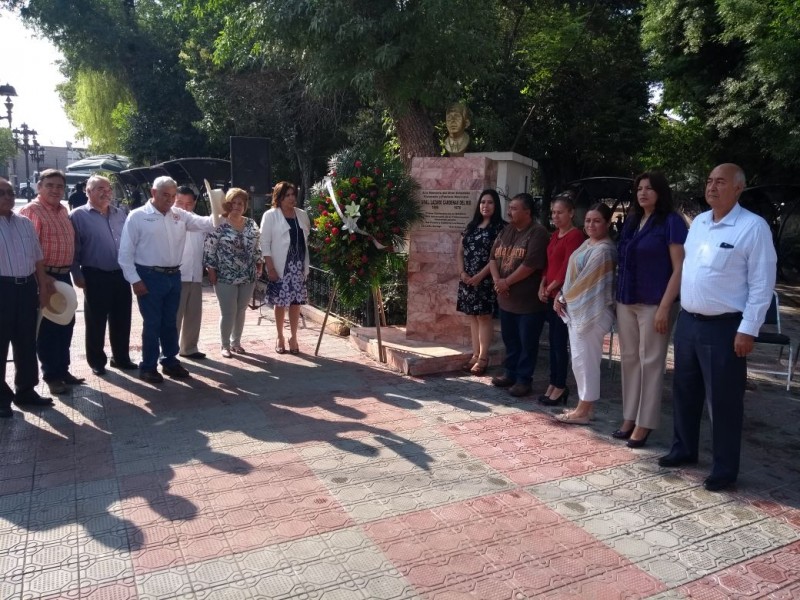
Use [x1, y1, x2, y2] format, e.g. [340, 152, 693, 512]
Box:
[0, 189, 15, 197]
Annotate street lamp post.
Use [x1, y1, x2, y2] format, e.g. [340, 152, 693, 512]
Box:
[0, 83, 15, 127]
[12, 123, 38, 198]
[0, 83, 17, 185]
[30, 139, 45, 174]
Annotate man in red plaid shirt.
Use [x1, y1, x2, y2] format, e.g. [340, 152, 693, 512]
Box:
[19, 170, 85, 396]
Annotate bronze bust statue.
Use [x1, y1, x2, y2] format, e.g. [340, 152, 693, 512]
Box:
[444, 103, 471, 156]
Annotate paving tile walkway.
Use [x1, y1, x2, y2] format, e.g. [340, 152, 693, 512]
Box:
[1, 284, 799, 599]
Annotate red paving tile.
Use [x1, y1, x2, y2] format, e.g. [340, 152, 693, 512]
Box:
[366, 492, 665, 599]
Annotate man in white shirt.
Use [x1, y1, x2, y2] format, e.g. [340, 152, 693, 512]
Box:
[659, 163, 776, 492]
[118, 177, 215, 383]
[174, 187, 207, 360]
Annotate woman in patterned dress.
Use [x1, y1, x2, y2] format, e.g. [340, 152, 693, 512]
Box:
[204, 188, 262, 358]
[456, 189, 505, 375]
[259, 182, 310, 355]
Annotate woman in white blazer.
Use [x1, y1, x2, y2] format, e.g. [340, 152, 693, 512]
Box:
[260, 181, 310, 354]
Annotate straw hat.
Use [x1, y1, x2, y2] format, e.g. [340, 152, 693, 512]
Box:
[42, 281, 78, 325]
[204, 179, 224, 228]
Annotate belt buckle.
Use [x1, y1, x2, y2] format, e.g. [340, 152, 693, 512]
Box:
[14, 277, 27, 285]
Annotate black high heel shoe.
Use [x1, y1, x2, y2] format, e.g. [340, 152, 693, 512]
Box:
[626, 430, 651, 448]
[539, 387, 569, 406]
[611, 428, 634, 440]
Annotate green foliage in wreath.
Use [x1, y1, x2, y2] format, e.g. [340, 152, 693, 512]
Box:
[307, 148, 420, 309]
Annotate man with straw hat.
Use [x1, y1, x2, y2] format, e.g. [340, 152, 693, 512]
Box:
[19, 169, 85, 396]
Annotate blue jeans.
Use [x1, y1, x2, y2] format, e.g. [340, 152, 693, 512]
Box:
[38, 272, 75, 382]
[499, 309, 546, 385]
[136, 267, 182, 372]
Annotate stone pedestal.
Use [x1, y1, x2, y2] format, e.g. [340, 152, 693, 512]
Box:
[406, 156, 498, 344]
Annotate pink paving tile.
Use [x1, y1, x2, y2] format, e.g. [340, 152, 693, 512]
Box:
[679, 539, 800, 599]
[366, 492, 665, 599]
[223, 523, 275, 554]
[439, 413, 637, 486]
[177, 531, 232, 563]
[131, 542, 185, 573]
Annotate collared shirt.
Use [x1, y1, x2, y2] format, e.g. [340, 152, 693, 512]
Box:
[118, 200, 215, 284]
[70, 203, 128, 275]
[616, 211, 687, 305]
[18, 199, 75, 267]
[181, 230, 207, 283]
[681, 203, 776, 337]
[0, 213, 43, 277]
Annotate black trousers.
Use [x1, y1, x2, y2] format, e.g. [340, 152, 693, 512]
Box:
[82, 268, 133, 368]
[0, 276, 39, 405]
[670, 311, 746, 481]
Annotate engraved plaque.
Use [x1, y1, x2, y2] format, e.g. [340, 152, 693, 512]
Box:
[418, 189, 479, 230]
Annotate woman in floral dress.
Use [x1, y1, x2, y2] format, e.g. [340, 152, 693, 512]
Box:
[259, 181, 311, 355]
[456, 188, 506, 375]
[204, 188, 262, 357]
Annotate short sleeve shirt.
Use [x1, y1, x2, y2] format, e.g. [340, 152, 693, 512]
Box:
[491, 222, 549, 314]
[616, 212, 687, 305]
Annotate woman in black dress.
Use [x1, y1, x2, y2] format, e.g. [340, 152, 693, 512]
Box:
[456, 189, 505, 375]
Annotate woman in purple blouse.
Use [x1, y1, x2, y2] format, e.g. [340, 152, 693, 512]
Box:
[613, 172, 688, 448]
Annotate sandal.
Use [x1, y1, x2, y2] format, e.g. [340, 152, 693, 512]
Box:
[275, 341, 287, 354]
[470, 358, 489, 376]
[288, 337, 300, 355]
[555, 411, 591, 425]
[461, 356, 478, 373]
[232, 345, 246, 354]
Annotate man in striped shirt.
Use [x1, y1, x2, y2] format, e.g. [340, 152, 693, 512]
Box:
[18, 169, 85, 396]
[1, 178, 56, 417]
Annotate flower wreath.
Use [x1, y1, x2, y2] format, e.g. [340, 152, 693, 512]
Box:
[308, 150, 420, 308]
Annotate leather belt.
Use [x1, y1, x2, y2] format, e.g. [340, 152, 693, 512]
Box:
[45, 266, 71, 274]
[684, 310, 742, 321]
[0, 274, 35, 285]
[82, 266, 123, 274]
[138, 264, 180, 274]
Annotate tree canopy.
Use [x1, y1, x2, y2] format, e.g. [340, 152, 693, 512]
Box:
[4, 0, 799, 193]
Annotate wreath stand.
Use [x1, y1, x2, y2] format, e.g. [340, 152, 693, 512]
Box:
[315, 286, 387, 363]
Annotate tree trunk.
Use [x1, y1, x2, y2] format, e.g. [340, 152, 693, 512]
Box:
[392, 101, 438, 170]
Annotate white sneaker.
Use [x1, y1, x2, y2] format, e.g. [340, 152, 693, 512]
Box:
[221, 347, 232, 358]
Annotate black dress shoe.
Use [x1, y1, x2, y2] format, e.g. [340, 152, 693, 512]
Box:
[490, 375, 514, 388]
[539, 387, 570, 406]
[0, 405, 13, 418]
[110, 359, 139, 370]
[162, 363, 190, 379]
[139, 370, 164, 384]
[180, 352, 207, 360]
[704, 477, 736, 492]
[611, 428, 634, 440]
[63, 373, 86, 385]
[658, 453, 698, 468]
[91, 366, 106, 376]
[14, 390, 54, 407]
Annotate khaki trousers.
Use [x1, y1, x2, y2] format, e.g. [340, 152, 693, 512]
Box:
[616, 302, 678, 429]
[177, 282, 203, 355]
